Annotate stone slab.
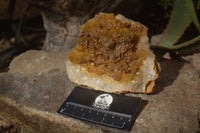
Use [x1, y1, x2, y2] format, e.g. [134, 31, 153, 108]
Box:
[0, 50, 200, 133]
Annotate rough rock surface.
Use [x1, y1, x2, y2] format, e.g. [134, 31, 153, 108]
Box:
[182, 53, 200, 75]
[0, 50, 200, 133]
[0, 115, 21, 133]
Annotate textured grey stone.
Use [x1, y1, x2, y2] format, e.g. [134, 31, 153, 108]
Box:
[0, 50, 200, 133]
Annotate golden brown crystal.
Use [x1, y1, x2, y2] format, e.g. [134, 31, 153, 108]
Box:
[69, 13, 148, 81]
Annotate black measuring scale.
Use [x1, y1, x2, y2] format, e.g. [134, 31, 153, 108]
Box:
[57, 86, 141, 130]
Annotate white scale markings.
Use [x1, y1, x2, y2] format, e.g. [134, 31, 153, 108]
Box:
[60, 102, 132, 129]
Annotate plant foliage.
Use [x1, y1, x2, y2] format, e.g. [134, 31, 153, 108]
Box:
[152, 0, 200, 57]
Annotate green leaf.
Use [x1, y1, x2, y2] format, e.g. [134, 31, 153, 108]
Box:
[166, 35, 200, 49]
[152, 35, 200, 50]
[174, 40, 200, 55]
[159, 0, 192, 47]
[184, 0, 200, 32]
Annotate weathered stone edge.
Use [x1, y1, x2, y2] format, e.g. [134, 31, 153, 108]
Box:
[0, 95, 102, 133]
